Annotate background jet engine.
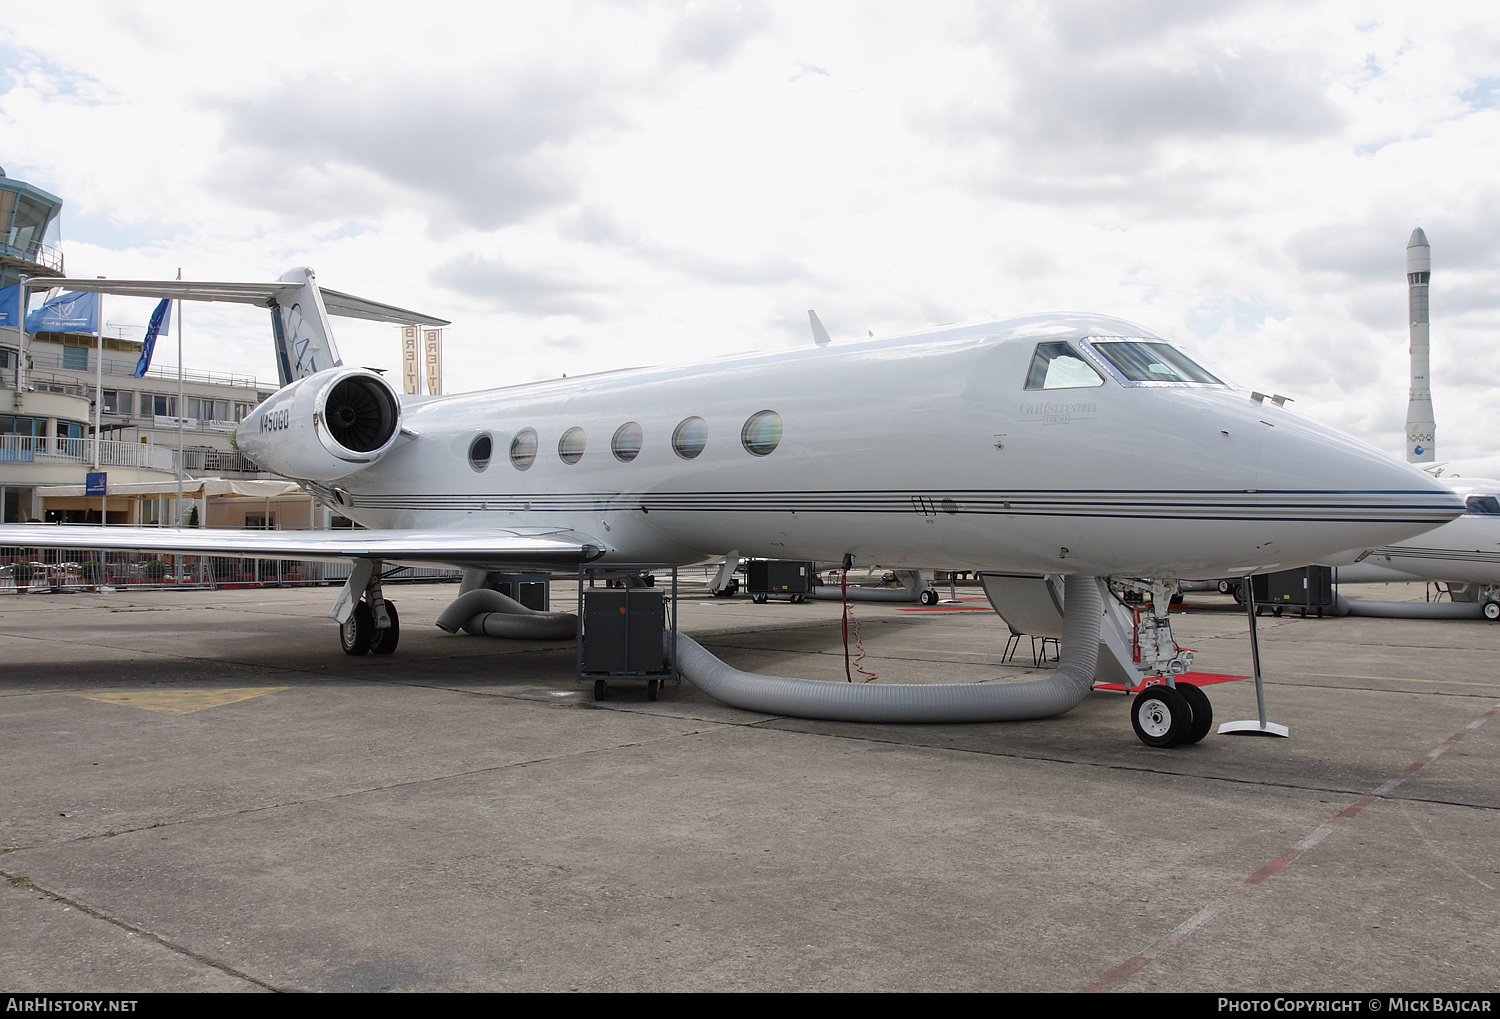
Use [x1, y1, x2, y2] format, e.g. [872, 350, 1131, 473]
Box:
[237, 368, 402, 482]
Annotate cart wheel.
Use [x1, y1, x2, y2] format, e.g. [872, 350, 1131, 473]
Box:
[647, 679, 659, 701]
[593, 680, 606, 701]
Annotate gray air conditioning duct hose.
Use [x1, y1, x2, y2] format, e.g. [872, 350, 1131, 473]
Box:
[669, 575, 1103, 723]
[1332, 592, 1483, 620]
[435, 588, 578, 639]
[807, 584, 921, 603]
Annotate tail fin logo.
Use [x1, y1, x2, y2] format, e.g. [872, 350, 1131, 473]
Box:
[285, 302, 321, 376]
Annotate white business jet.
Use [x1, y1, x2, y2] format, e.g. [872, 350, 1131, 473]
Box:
[1331, 479, 1500, 617]
[0, 268, 1464, 744]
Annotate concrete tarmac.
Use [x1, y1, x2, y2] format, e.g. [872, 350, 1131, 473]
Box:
[1, 581, 1496, 992]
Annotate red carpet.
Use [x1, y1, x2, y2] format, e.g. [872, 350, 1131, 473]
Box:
[1093, 672, 1248, 693]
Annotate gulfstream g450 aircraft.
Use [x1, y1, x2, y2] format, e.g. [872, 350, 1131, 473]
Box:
[0, 268, 1464, 743]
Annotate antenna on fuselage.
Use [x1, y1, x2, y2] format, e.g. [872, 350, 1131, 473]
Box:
[808, 310, 831, 347]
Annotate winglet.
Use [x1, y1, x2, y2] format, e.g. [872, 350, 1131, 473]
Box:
[808, 310, 831, 347]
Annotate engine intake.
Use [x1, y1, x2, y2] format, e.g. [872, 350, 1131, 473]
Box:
[237, 368, 403, 482]
[324, 375, 398, 453]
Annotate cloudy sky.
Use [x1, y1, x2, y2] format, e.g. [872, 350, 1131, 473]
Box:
[3, 1, 1497, 457]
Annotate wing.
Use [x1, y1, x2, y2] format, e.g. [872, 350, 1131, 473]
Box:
[0, 524, 606, 573]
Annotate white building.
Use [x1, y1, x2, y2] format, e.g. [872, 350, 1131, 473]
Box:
[1, 166, 320, 531]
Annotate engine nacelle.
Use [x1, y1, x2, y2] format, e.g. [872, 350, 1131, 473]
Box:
[237, 368, 402, 482]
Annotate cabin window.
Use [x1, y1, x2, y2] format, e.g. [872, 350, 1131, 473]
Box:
[468, 433, 492, 471]
[1465, 495, 1500, 516]
[509, 428, 538, 470]
[612, 422, 643, 462]
[672, 417, 708, 459]
[1024, 342, 1104, 390]
[740, 410, 782, 457]
[558, 427, 586, 464]
[1088, 339, 1222, 385]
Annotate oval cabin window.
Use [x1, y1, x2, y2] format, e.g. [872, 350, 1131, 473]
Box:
[509, 428, 538, 470]
[612, 421, 643, 463]
[558, 427, 586, 465]
[740, 410, 782, 456]
[469, 433, 492, 471]
[672, 417, 708, 459]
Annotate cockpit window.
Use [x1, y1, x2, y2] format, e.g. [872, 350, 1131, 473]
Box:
[1024, 342, 1105, 390]
[1465, 495, 1500, 515]
[1087, 339, 1222, 385]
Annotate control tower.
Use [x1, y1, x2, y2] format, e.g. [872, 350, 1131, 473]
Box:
[1405, 227, 1434, 463]
[0, 166, 66, 289]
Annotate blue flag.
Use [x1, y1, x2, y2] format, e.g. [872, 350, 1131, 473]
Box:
[135, 298, 173, 377]
[24, 290, 100, 334]
[0, 284, 20, 328]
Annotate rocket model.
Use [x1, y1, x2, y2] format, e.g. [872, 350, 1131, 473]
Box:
[1405, 227, 1435, 463]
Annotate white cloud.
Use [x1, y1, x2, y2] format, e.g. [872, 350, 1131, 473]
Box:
[2, 0, 1498, 457]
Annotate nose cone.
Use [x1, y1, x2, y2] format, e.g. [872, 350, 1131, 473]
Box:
[1252, 403, 1463, 562]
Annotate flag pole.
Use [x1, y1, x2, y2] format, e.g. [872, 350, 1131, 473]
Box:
[175, 268, 184, 530]
[92, 286, 103, 470]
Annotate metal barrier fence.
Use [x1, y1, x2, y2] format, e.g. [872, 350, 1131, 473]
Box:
[0, 547, 462, 593]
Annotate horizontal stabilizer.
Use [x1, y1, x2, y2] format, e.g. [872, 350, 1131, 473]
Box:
[27, 277, 449, 327]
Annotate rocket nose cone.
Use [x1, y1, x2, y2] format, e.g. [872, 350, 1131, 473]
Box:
[1408, 227, 1429, 249]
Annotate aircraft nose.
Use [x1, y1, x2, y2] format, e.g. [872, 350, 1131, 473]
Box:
[1253, 404, 1463, 549]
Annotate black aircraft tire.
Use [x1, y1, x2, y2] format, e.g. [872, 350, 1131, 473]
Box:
[371, 602, 400, 655]
[1131, 685, 1191, 748]
[341, 601, 374, 656]
[1177, 682, 1213, 744]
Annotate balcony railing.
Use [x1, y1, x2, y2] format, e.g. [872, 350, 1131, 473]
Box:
[0, 434, 261, 474]
[0, 239, 65, 274]
[15, 347, 262, 389]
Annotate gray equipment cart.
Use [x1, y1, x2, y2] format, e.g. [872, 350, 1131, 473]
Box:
[577, 563, 679, 701]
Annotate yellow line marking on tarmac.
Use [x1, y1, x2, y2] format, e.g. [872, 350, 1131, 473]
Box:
[75, 687, 289, 715]
[1292, 672, 1500, 689]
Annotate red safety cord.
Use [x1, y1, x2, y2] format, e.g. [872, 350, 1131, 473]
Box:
[840, 567, 879, 683]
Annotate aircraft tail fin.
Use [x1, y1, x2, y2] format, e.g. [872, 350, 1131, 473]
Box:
[808, 310, 832, 347]
[269, 267, 342, 386]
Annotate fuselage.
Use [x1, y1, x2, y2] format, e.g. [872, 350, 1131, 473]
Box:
[295, 314, 1461, 577]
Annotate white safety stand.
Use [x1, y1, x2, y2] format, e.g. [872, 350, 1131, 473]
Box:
[1218, 580, 1290, 738]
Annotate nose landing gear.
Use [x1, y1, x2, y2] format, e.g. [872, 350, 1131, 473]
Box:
[1130, 681, 1213, 748]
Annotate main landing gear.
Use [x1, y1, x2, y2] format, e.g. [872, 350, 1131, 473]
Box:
[334, 559, 400, 656]
[340, 599, 400, 656]
[1130, 682, 1213, 748]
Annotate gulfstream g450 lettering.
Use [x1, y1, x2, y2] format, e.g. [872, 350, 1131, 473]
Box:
[0, 269, 1464, 741]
